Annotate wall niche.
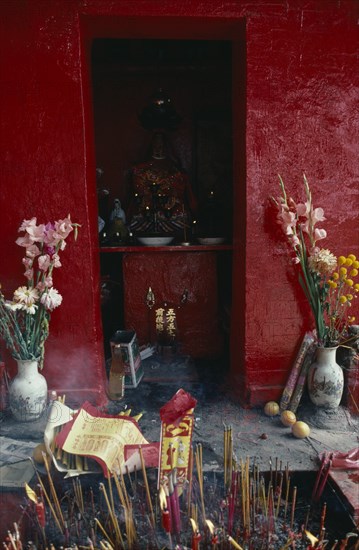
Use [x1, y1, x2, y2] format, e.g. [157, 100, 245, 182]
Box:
[91, 38, 233, 360]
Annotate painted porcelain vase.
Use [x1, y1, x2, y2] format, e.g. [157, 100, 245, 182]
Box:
[9, 359, 48, 421]
[307, 346, 344, 409]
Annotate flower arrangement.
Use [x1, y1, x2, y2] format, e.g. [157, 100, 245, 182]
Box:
[272, 175, 358, 347]
[0, 215, 79, 367]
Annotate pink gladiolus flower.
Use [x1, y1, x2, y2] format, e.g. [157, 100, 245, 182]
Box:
[289, 235, 300, 247]
[296, 201, 310, 217]
[40, 288, 62, 311]
[38, 254, 51, 271]
[52, 254, 61, 268]
[37, 276, 53, 291]
[25, 244, 41, 258]
[55, 215, 73, 240]
[312, 207, 325, 224]
[25, 223, 46, 243]
[43, 227, 60, 247]
[277, 209, 296, 235]
[22, 257, 33, 267]
[24, 268, 34, 280]
[314, 228, 327, 241]
[18, 217, 37, 232]
[15, 234, 33, 248]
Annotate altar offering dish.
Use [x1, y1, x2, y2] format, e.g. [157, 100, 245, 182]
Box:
[137, 236, 174, 246]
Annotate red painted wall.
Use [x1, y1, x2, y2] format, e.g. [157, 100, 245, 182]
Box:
[0, 1, 358, 407]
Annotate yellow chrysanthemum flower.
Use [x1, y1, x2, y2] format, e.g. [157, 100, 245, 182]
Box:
[345, 279, 354, 287]
[339, 267, 347, 277]
[348, 316, 356, 323]
[338, 256, 346, 266]
[332, 272, 339, 280]
[348, 254, 357, 261]
[347, 294, 353, 301]
[354, 283, 359, 291]
[353, 260, 359, 269]
[339, 296, 347, 304]
[345, 258, 353, 266]
[350, 268, 358, 277]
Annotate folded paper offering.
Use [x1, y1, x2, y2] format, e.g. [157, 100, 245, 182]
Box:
[47, 401, 158, 477]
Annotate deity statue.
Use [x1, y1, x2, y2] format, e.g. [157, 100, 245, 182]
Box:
[109, 198, 128, 241]
[128, 131, 197, 235]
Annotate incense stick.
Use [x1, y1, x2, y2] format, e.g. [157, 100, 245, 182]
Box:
[139, 446, 155, 528]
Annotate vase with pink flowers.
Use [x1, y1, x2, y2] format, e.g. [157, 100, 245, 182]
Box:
[0, 215, 79, 421]
[272, 175, 358, 409]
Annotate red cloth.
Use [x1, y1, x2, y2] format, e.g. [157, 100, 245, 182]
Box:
[320, 447, 359, 469]
[159, 389, 197, 425]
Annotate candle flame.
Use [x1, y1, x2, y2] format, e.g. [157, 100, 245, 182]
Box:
[227, 536, 244, 550]
[24, 483, 37, 504]
[305, 531, 319, 546]
[205, 519, 215, 535]
[159, 486, 167, 510]
[190, 518, 198, 533]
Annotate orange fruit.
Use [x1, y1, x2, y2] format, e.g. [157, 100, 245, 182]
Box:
[264, 401, 280, 416]
[281, 410, 296, 427]
[292, 421, 310, 439]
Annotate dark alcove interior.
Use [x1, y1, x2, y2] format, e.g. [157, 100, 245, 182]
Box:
[91, 38, 233, 365]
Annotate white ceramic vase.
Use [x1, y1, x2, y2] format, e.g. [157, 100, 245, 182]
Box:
[307, 346, 344, 409]
[9, 359, 48, 421]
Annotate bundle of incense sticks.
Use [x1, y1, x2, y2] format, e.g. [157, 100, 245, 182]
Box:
[11, 431, 356, 550]
[280, 332, 316, 411]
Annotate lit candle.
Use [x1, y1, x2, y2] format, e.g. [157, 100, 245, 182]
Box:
[192, 531, 201, 550]
[162, 508, 171, 533]
[227, 536, 244, 550]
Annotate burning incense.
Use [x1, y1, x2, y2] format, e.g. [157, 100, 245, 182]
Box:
[139, 446, 155, 528]
[187, 445, 194, 514]
[99, 482, 124, 547]
[275, 471, 284, 519]
[284, 475, 291, 522]
[42, 453, 65, 529]
[290, 486, 297, 530]
[33, 467, 63, 534]
[195, 443, 206, 521]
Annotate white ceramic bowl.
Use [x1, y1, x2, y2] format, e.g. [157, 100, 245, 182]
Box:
[137, 236, 174, 246]
[197, 237, 225, 245]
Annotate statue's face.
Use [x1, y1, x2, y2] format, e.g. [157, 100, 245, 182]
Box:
[152, 133, 165, 157]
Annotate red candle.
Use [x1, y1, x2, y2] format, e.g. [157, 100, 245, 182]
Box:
[192, 531, 201, 550]
[162, 508, 171, 533]
[36, 500, 46, 528]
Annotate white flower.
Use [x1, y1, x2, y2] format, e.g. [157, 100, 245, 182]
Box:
[5, 301, 23, 311]
[308, 249, 337, 276]
[40, 288, 62, 311]
[22, 303, 38, 314]
[13, 286, 39, 306]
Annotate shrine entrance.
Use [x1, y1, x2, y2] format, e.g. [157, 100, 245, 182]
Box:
[81, 17, 246, 388]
